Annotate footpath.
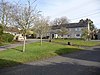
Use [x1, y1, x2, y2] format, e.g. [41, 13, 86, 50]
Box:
[0, 39, 40, 51]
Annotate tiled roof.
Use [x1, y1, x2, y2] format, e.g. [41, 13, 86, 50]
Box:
[52, 22, 88, 30]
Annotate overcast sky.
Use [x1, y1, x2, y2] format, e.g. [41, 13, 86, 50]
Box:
[7, 0, 100, 28]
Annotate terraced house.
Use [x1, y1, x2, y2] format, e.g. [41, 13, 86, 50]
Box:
[50, 19, 90, 39]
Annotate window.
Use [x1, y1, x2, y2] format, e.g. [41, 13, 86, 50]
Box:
[75, 28, 81, 31]
[67, 34, 70, 37]
[75, 34, 81, 37]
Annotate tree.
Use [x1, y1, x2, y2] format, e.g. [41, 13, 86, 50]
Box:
[10, 0, 38, 52]
[81, 28, 90, 40]
[52, 16, 69, 25]
[57, 27, 68, 39]
[86, 18, 95, 31]
[0, 24, 3, 35]
[81, 19, 96, 40]
[86, 18, 96, 40]
[0, 0, 11, 28]
[79, 19, 85, 24]
[0, 24, 3, 43]
[34, 16, 50, 45]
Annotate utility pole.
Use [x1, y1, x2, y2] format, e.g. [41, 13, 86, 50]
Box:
[88, 21, 90, 35]
[87, 20, 91, 40]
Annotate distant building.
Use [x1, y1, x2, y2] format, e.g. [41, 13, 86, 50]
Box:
[4, 27, 19, 35]
[97, 29, 100, 40]
[50, 19, 88, 39]
[4, 27, 25, 41]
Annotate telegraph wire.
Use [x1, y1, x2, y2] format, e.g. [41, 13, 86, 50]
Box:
[70, 11, 100, 20]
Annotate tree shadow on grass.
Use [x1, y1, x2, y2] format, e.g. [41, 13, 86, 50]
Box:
[55, 47, 81, 55]
[0, 59, 22, 69]
[12, 48, 23, 52]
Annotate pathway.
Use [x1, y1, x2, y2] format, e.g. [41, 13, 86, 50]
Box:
[0, 39, 40, 51]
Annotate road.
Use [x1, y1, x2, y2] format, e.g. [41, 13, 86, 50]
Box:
[0, 46, 100, 75]
[0, 39, 41, 51]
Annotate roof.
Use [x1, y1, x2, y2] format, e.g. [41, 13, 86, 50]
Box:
[52, 22, 88, 30]
[5, 27, 19, 33]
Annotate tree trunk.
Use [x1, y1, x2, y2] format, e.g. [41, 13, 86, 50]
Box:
[40, 35, 42, 46]
[23, 36, 26, 52]
[63, 35, 64, 40]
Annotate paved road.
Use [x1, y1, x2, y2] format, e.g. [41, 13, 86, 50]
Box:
[0, 46, 100, 75]
[0, 39, 40, 51]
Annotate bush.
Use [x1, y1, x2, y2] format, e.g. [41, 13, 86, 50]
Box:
[0, 25, 3, 35]
[2, 33, 14, 42]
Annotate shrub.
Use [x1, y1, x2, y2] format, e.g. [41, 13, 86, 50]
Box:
[0, 25, 3, 43]
[2, 33, 14, 42]
[0, 25, 3, 35]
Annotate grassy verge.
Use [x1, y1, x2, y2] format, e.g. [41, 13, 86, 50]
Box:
[52, 39, 100, 47]
[0, 42, 81, 68]
[0, 40, 16, 46]
[0, 43, 10, 46]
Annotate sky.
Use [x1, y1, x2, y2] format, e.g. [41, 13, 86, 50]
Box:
[6, 0, 100, 28]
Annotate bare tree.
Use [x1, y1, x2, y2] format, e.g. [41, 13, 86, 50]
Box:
[0, 0, 11, 28]
[81, 28, 90, 40]
[10, 0, 38, 52]
[57, 27, 68, 39]
[34, 16, 50, 45]
[52, 16, 69, 25]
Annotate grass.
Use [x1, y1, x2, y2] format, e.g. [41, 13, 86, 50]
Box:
[52, 39, 100, 47]
[0, 42, 10, 46]
[0, 40, 16, 46]
[0, 42, 81, 68]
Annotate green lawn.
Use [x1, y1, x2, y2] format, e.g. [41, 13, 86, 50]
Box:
[0, 42, 81, 68]
[52, 39, 100, 47]
[0, 41, 15, 46]
[0, 43, 9, 46]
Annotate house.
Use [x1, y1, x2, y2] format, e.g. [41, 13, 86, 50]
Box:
[50, 19, 88, 39]
[97, 29, 100, 40]
[4, 27, 25, 41]
[97, 33, 100, 40]
[4, 27, 19, 35]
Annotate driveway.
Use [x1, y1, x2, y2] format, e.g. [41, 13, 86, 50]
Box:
[0, 39, 40, 51]
[0, 46, 100, 75]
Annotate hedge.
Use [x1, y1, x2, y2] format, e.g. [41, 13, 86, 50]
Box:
[2, 33, 14, 42]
